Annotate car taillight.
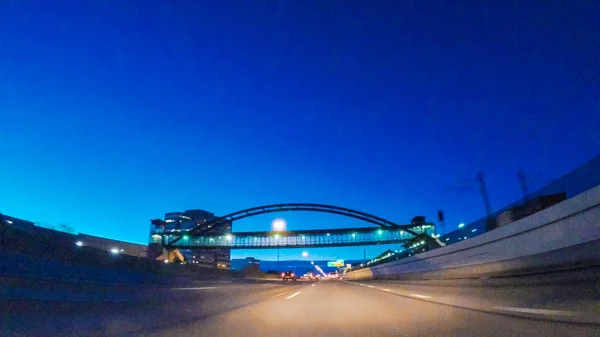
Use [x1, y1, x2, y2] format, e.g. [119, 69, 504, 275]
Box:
[291, 273, 294, 276]
[281, 273, 285, 277]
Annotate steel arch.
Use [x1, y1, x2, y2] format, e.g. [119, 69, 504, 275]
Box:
[168, 203, 421, 245]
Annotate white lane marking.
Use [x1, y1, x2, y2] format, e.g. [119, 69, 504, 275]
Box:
[381, 289, 391, 292]
[494, 306, 579, 316]
[285, 292, 301, 300]
[171, 287, 217, 290]
[311, 284, 315, 287]
[272, 292, 289, 298]
[409, 294, 432, 299]
[367, 285, 375, 288]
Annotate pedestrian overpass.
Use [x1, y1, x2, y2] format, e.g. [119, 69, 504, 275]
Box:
[162, 225, 434, 249]
[156, 203, 436, 249]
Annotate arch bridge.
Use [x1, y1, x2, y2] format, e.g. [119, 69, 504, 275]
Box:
[157, 203, 436, 249]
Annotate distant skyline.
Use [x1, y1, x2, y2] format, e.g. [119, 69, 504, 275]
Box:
[1, 1, 599, 261]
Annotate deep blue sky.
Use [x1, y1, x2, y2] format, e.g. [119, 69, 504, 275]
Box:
[1, 1, 599, 261]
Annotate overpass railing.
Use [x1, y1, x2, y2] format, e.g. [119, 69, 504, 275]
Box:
[163, 225, 434, 249]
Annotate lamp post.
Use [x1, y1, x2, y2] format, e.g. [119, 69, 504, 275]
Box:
[272, 218, 287, 271]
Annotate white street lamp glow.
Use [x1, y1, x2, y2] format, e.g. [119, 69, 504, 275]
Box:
[302, 251, 309, 257]
[271, 218, 287, 231]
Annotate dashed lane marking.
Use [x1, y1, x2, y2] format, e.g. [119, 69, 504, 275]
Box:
[272, 292, 290, 298]
[409, 294, 432, 299]
[285, 292, 301, 300]
[494, 306, 579, 316]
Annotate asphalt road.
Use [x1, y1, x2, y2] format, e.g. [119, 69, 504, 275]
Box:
[2, 276, 599, 336]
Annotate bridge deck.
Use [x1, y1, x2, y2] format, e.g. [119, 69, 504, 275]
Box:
[163, 225, 434, 248]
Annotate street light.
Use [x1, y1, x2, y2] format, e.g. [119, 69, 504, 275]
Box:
[458, 223, 465, 228]
[302, 251, 309, 257]
[271, 218, 287, 231]
[271, 218, 286, 272]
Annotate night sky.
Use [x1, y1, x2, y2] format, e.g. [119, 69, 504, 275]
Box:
[1, 1, 599, 261]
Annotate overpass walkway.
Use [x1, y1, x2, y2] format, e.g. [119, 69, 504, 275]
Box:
[162, 225, 434, 249]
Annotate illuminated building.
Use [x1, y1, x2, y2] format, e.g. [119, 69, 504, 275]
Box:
[149, 209, 231, 269]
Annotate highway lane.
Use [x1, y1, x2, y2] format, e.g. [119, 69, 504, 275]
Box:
[2, 278, 599, 336]
[1, 279, 288, 335]
[348, 269, 600, 325]
[147, 280, 600, 337]
[146, 281, 600, 337]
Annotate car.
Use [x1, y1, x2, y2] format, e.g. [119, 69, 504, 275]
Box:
[305, 273, 318, 281]
[281, 270, 297, 281]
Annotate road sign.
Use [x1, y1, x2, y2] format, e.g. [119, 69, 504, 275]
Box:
[327, 259, 345, 267]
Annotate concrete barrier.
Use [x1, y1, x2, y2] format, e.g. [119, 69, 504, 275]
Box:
[346, 184, 600, 281]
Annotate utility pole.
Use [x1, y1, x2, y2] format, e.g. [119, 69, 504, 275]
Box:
[478, 172, 492, 216]
[517, 169, 529, 202]
[478, 172, 494, 231]
[437, 210, 445, 235]
[363, 249, 366, 265]
[277, 247, 280, 272]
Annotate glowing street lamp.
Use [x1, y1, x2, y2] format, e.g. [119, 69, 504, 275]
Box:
[302, 251, 309, 257]
[271, 218, 287, 272]
[271, 218, 287, 231]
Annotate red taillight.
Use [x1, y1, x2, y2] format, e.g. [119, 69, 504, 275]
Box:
[291, 273, 294, 276]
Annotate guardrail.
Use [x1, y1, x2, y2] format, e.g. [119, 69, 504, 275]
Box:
[346, 183, 600, 280]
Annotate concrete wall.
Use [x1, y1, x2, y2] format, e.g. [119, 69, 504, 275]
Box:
[346, 183, 600, 281]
